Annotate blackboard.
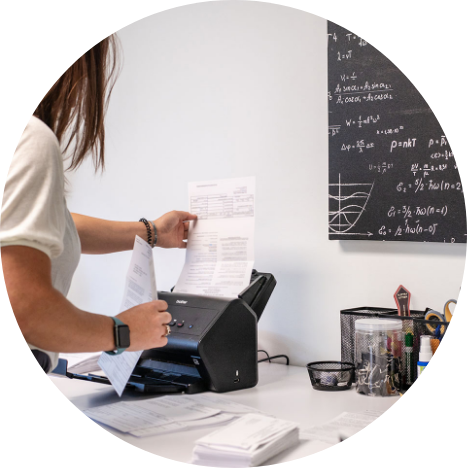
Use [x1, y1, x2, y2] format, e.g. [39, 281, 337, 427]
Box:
[328, 21, 466, 243]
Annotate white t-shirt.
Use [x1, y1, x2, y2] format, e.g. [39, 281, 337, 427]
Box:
[1, 116, 81, 372]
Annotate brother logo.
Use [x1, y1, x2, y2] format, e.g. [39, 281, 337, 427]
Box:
[176, 300, 188, 304]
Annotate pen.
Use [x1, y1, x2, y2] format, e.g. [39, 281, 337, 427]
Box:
[404, 332, 414, 388]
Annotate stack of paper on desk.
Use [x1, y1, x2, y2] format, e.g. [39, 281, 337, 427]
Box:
[191, 414, 299, 467]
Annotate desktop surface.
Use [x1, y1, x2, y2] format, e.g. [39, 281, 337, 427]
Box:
[50, 362, 398, 465]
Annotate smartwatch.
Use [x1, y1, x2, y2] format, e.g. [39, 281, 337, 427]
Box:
[105, 317, 130, 355]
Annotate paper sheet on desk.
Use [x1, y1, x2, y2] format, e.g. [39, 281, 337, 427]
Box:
[161, 394, 268, 415]
[98, 235, 157, 396]
[174, 177, 255, 299]
[129, 395, 266, 437]
[130, 412, 236, 438]
[83, 394, 265, 437]
[84, 398, 221, 433]
[300, 410, 383, 445]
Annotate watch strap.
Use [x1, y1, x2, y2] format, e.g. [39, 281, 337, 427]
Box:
[105, 317, 129, 355]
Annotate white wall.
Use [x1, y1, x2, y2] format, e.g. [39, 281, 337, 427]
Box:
[66, 1, 466, 366]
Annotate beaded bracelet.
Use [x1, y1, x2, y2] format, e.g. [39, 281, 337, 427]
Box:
[139, 218, 152, 246]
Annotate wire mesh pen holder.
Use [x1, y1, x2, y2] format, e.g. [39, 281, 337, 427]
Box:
[340, 307, 449, 390]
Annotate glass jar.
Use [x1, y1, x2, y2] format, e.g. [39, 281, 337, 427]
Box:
[355, 318, 402, 396]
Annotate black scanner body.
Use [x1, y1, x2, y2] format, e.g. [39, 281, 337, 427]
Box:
[64, 270, 276, 395]
[141, 294, 258, 393]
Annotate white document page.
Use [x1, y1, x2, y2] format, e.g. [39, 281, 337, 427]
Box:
[127, 394, 266, 438]
[174, 176, 255, 298]
[59, 352, 101, 374]
[163, 394, 266, 415]
[130, 413, 236, 438]
[98, 236, 157, 396]
[300, 410, 383, 445]
[84, 398, 220, 433]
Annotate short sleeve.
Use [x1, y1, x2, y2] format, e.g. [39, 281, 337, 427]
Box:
[0, 117, 66, 259]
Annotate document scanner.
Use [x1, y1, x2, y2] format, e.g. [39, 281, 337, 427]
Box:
[63, 270, 276, 394]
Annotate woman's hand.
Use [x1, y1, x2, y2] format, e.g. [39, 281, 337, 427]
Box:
[117, 300, 172, 351]
[154, 210, 197, 249]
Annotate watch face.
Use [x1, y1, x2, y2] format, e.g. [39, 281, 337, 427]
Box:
[116, 325, 130, 349]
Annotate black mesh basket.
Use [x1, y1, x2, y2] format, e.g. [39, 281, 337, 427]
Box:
[340, 307, 449, 389]
[306, 361, 355, 391]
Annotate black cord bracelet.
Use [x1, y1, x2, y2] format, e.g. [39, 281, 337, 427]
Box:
[139, 218, 152, 246]
[148, 219, 157, 247]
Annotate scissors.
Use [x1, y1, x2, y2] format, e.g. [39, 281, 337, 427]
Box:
[425, 299, 456, 335]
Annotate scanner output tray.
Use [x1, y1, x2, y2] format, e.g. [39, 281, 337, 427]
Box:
[66, 364, 207, 394]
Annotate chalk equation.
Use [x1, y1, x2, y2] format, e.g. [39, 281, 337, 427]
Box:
[328, 21, 466, 242]
[396, 179, 463, 194]
[387, 205, 448, 219]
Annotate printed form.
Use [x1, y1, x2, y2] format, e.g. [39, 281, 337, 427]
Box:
[84, 397, 220, 433]
[83, 394, 264, 437]
[98, 235, 157, 396]
[300, 410, 383, 444]
[174, 176, 255, 298]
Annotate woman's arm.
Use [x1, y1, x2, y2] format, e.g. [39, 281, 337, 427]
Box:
[72, 211, 197, 254]
[71, 214, 147, 254]
[2, 246, 171, 353]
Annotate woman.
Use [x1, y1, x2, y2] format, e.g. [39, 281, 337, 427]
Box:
[1, 35, 196, 373]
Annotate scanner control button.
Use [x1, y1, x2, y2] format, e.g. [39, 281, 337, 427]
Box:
[177, 321, 185, 328]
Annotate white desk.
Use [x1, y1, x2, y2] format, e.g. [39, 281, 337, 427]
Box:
[50, 362, 399, 464]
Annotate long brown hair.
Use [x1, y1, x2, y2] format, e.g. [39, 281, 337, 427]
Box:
[34, 35, 120, 171]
